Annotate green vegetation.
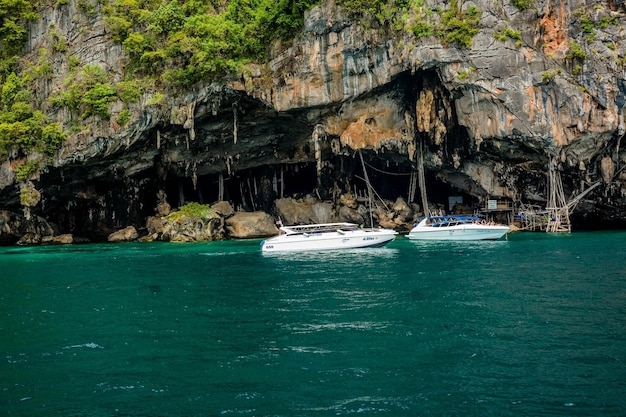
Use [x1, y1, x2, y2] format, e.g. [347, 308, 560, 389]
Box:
[50, 65, 146, 120]
[574, 7, 619, 44]
[104, 0, 322, 87]
[166, 202, 214, 221]
[511, 0, 533, 11]
[573, 64, 582, 76]
[541, 69, 561, 83]
[0, 0, 40, 60]
[399, 0, 482, 48]
[0, 72, 67, 161]
[599, 16, 618, 29]
[337, 0, 411, 27]
[50, 65, 117, 119]
[20, 184, 41, 207]
[336, 0, 482, 48]
[1, 0, 322, 166]
[0, 0, 67, 164]
[580, 16, 596, 42]
[567, 41, 587, 61]
[494, 28, 522, 43]
[116, 109, 132, 126]
[436, 0, 481, 48]
[457, 66, 475, 79]
[146, 92, 165, 106]
[15, 160, 39, 181]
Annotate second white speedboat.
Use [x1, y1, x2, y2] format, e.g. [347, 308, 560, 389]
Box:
[261, 223, 398, 252]
[407, 216, 510, 241]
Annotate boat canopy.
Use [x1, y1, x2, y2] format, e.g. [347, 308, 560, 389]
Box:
[280, 223, 360, 235]
[427, 215, 480, 221]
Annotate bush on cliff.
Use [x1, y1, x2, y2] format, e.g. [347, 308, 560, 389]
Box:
[165, 202, 215, 222]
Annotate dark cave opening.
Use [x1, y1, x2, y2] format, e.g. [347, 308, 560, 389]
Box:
[159, 155, 479, 217]
[164, 163, 319, 212]
[352, 156, 480, 213]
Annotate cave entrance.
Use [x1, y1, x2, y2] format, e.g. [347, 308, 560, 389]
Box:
[424, 174, 480, 214]
[163, 163, 318, 212]
[341, 152, 479, 215]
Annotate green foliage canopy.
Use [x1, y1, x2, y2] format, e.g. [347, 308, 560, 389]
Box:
[108, 0, 321, 86]
[166, 202, 215, 222]
[0, 0, 40, 59]
[0, 72, 67, 161]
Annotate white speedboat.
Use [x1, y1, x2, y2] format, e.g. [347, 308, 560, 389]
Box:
[261, 223, 398, 252]
[407, 216, 510, 241]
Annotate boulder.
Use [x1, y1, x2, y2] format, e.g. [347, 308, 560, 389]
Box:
[339, 193, 358, 209]
[108, 226, 139, 242]
[146, 216, 165, 236]
[51, 234, 74, 244]
[274, 197, 336, 225]
[211, 201, 235, 218]
[17, 233, 42, 246]
[155, 202, 171, 216]
[161, 217, 223, 242]
[392, 197, 414, 223]
[0, 210, 54, 245]
[337, 205, 365, 224]
[225, 211, 279, 238]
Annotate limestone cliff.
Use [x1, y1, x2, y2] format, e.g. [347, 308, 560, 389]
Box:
[1, 0, 626, 243]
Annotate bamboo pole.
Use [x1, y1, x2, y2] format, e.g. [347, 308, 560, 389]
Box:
[358, 150, 374, 227]
[417, 138, 429, 217]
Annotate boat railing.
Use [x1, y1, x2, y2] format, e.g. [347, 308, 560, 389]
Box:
[281, 223, 362, 235]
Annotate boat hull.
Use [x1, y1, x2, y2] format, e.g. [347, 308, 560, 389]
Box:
[261, 229, 397, 252]
[407, 224, 510, 241]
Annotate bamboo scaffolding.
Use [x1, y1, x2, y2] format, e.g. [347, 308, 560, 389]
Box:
[546, 158, 571, 233]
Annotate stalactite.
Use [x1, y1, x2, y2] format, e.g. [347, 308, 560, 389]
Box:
[233, 103, 239, 144]
[182, 102, 196, 150]
[246, 178, 256, 210]
[211, 93, 221, 116]
[178, 183, 185, 207]
[192, 161, 197, 190]
[226, 156, 233, 176]
[312, 124, 326, 186]
[218, 173, 224, 201]
[185, 102, 196, 140]
[239, 181, 245, 208]
[272, 172, 278, 193]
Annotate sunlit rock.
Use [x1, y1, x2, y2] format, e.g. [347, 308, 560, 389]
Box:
[225, 212, 278, 238]
[108, 226, 139, 243]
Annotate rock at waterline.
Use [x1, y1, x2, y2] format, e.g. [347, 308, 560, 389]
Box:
[225, 212, 279, 239]
[108, 226, 139, 242]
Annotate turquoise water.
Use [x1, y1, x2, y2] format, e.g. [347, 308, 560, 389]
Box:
[1, 232, 625, 416]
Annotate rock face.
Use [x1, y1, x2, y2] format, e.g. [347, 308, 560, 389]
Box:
[225, 212, 279, 239]
[108, 226, 139, 243]
[1, 210, 54, 245]
[1, 0, 626, 244]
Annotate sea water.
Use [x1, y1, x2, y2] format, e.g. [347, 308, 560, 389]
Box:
[0, 232, 625, 416]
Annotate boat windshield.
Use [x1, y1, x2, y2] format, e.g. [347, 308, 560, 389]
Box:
[281, 223, 359, 235]
[427, 216, 479, 227]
